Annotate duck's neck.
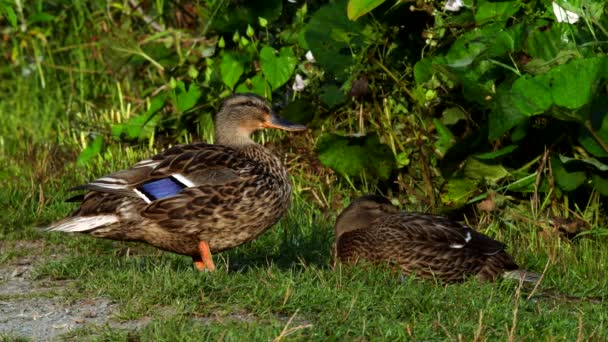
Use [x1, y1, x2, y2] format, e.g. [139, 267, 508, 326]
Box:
[214, 125, 255, 147]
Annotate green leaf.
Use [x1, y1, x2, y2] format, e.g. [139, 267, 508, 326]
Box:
[433, 119, 455, 156]
[28, 12, 55, 24]
[474, 145, 518, 160]
[551, 156, 587, 192]
[176, 83, 202, 112]
[505, 172, 537, 192]
[220, 53, 245, 90]
[77, 135, 103, 166]
[1, 4, 18, 28]
[304, 0, 372, 81]
[579, 100, 608, 158]
[347, 0, 385, 21]
[440, 178, 479, 207]
[592, 173, 608, 196]
[474, 1, 521, 25]
[317, 133, 395, 181]
[463, 158, 509, 185]
[509, 76, 553, 116]
[235, 74, 271, 98]
[112, 95, 164, 141]
[525, 23, 573, 61]
[559, 155, 608, 172]
[413, 58, 434, 84]
[259, 46, 297, 90]
[320, 84, 347, 108]
[541, 57, 607, 111]
[489, 95, 528, 140]
[441, 107, 467, 126]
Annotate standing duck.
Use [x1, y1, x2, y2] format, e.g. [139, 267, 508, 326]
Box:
[47, 93, 306, 271]
[334, 195, 538, 283]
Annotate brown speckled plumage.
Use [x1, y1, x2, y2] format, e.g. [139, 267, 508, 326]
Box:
[334, 195, 538, 283]
[47, 93, 306, 270]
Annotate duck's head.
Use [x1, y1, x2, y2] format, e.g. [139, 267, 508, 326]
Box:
[335, 195, 400, 238]
[215, 93, 307, 146]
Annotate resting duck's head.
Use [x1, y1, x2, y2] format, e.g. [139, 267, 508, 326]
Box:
[215, 93, 306, 146]
[335, 195, 400, 237]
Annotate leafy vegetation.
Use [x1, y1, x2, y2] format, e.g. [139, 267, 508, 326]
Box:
[1, 0, 608, 340]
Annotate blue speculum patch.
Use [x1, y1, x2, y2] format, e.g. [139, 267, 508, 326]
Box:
[138, 177, 186, 201]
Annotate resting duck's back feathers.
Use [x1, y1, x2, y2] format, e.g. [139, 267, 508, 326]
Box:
[377, 213, 507, 256]
[334, 195, 536, 283]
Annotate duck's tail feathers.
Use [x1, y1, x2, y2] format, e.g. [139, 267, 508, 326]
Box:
[503, 269, 541, 284]
[45, 215, 119, 233]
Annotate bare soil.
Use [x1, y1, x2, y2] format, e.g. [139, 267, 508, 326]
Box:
[0, 241, 146, 341]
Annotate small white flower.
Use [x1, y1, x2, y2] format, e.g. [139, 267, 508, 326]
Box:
[445, 0, 463, 12]
[552, 2, 579, 24]
[305, 50, 316, 63]
[292, 74, 307, 92]
[288, 0, 296, 3]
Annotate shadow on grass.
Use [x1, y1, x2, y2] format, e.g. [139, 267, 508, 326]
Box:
[224, 212, 336, 273]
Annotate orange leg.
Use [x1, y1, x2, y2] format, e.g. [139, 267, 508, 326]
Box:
[193, 241, 216, 272]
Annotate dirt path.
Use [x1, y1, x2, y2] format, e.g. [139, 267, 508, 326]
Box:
[0, 242, 146, 340]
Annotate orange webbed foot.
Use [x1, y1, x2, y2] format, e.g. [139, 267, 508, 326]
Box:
[193, 241, 216, 272]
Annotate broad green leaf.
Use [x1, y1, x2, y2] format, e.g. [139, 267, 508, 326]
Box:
[474, 1, 521, 25]
[77, 135, 103, 166]
[259, 46, 297, 90]
[443, 60, 496, 105]
[508, 75, 553, 116]
[486, 25, 523, 57]
[347, 0, 385, 21]
[317, 133, 395, 181]
[304, 0, 373, 81]
[220, 53, 244, 90]
[541, 57, 607, 111]
[235, 74, 271, 98]
[413, 58, 434, 84]
[440, 177, 479, 207]
[551, 156, 586, 191]
[176, 83, 202, 112]
[441, 107, 467, 126]
[474, 145, 518, 160]
[463, 158, 509, 185]
[489, 94, 528, 140]
[525, 23, 571, 60]
[320, 84, 348, 108]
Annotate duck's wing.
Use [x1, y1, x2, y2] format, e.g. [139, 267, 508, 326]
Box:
[379, 213, 506, 255]
[71, 143, 254, 204]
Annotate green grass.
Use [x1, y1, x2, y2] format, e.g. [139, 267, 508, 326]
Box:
[1, 4, 607, 341]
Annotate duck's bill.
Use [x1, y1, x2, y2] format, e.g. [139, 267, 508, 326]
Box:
[263, 115, 307, 131]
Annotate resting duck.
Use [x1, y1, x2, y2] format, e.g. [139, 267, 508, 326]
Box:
[334, 195, 538, 283]
[47, 93, 306, 271]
